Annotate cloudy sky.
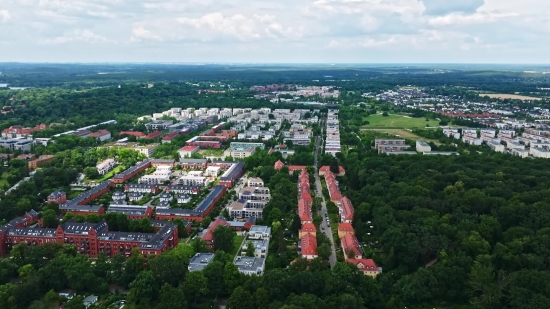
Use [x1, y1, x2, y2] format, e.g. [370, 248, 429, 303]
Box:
[1, 0, 549, 63]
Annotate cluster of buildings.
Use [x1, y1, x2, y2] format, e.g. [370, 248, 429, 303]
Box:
[296, 170, 317, 259]
[320, 166, 381, 277]
[374, 138, 459, 156]
[325, 110, 341, 156]
[251, 85, 340, 102]
[190, 224, 270, 275]
[228, 177, 271, 219]
[0, 209, 179, 258]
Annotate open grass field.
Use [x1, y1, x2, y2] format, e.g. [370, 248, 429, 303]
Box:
[363, 129, 442, 145]
[479, 93, 542, 100]
[0, 172, 8, 187]
[364, 113, 440, 129]
[230, 235, 244, 258]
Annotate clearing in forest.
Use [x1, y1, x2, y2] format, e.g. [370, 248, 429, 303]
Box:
[363, 113, 440, 129]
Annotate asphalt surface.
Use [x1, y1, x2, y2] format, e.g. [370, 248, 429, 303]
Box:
[314, 127, 337, 267]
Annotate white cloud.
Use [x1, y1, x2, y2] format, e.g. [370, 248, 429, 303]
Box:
[39, 29, 109, 44]
[0, 10, 11, 23]
[429, 11, 518, 26]
[130, 26, 163, 42]
[0, 0, 548, 62]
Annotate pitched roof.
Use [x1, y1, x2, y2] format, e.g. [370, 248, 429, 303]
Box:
[339, 197, 354, 221]
[301, 223, 317, 234]
[274, 160, 284, 170]
[341, 233, 361, 257]
[89, 129, 111, 137]
[338, 222, 354, 233]
[347, 258, 379, 272]
[300, 233, 317, 256]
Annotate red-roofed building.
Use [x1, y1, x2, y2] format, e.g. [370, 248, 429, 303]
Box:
[89, 130, 112, 141]
[162, 131, 183, 143]
[298, 198, 312, 224]
[288, 166, 307, 174]
[274, 160, 284, 170]
[120, 131, 145, 138]
[338, 197, 354, 223]
[2, 124, 46, 138]
[324, 171, 343, 202]
[300, 233, 318, 259]
[319, 166, 346, 176]
[338, 222, 355, 238]
[346, 259, 381, 277]
[178, 146, 200, 158]
[145, 131, 163, 140]
[200, 217, 231, 249]
[299, 223, 317, 238]
[341, 233, 362, 260]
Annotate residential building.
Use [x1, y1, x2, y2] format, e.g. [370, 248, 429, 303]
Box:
[247, 177, 264, 187]
[219, 162, 245, 188]
[125, 183, 160, 194]
[89, 130, 112, 141]
[299, 223, 316, 238]
[240, 239, 268, 258]
[96, 158, 116, 175]
[177, 194, 191, 204]
[234, 256, 265, 275]
[188, 253, 215, 272]
[145, 120, 174, 131]
[2, 124, 46, 138]
[338, 197, 354, 223]
[205, 166, 222, 177]
[128, 192, 144, 202]
[416, 140, 431, 152]
[224, 145, 256, 159]
[248, 225, 271, 240]
[274, 160, 284, 170]
[338, 222, 355, 238]
[229, 142, 265, 150]
[159, 193, 173, 202]
[300, 233, 318, 259]
[134, 144, 159, 157]
[83, 295, 98, 309]
[28, 155, 55, 169]
[180, 158, 208, 169]
[48, 190, 67, 204]
[178, 146, 200, 158]
[346, 259, 382, 277]
[318, 166, 346, 176]
[107, 205, 153, 221]
[200, 217, 231, 248]
[113, 160, 152, 184]
[165, 184, 201, 195]
[374, 139, 409, 153]
[341, 233, 362, 260]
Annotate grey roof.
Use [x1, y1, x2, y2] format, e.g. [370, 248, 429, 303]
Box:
[188, 253, 215, 272]
[167, 184, 200, 192]
[127, 183, 159, 189]
[59, 205, 103, 212]
[62, 221, 108, 234]
[48, 190, 66, 198]
[62, 181, 111, 207]
[156, 208, 201, 216]
[417, 140, 430, 147]
[249, 225, 271, 235]
[220, 162, 245, 182]
[234, 256, 265, 274]
[6, 227, 57, 237]
[195, 185, 225, 213]
[139, 224, 177, 249]
[114, 160, 151, 180]
[107, 206, 149, 216]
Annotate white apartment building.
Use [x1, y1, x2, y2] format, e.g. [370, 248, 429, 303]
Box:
[96, 158, 116, 175]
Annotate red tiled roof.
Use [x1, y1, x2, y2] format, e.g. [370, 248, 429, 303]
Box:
[347, 259, 379, 272]
[300, 233, 317, 257]
[288, 165, 307, 172]
[338, 222, 354, 233]
[339, 197, 354, 221]
[145, 131, 163, 139]
[274, 160, 284, 170]
[179, 146, 200, 152]
[319, 165, 346, 174]
[301, 223, 317, 234]
[341, 233, 361, 258]
[120, 131, 145, 137]
[201, 217, 230, 243]
[162, 131, 181, 141]
[89, 129, 110, 137]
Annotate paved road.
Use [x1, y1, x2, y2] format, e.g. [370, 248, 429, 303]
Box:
[313, 132, 337, 268]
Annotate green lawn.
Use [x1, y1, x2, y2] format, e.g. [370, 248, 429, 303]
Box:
[0, 172, 8, 187]
[98, 165, 126, 181]
[230, 235, 244, 258]
[364, 113, 440, 129]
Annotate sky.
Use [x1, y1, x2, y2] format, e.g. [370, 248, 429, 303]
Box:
[1, 0, 549, 63]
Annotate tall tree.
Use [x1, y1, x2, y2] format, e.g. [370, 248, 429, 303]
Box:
[213, 225, 236, 253]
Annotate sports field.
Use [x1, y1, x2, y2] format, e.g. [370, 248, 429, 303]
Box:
[363, 113, 440, 129]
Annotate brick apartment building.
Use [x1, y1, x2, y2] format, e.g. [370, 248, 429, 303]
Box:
[28, 155, 55, 169]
